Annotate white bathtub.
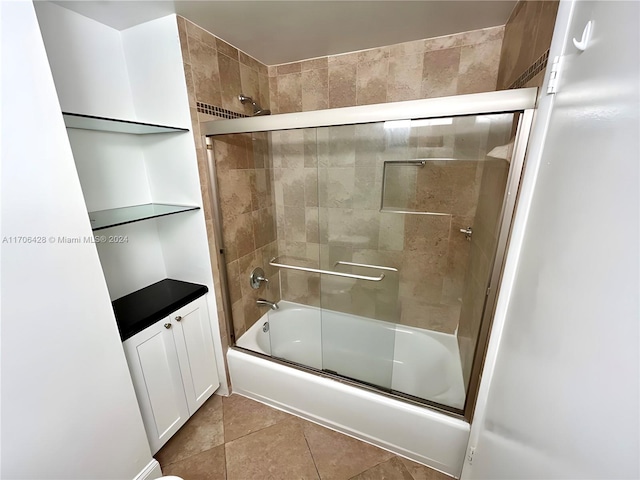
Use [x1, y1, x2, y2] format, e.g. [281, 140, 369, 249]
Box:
[232, 301, 470, 477]
[237, 301, 465, 409]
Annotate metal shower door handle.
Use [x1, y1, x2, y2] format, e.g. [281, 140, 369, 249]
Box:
[460, 227, 473, 240]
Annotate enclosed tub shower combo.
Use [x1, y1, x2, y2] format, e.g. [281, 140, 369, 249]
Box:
[203, 88, 536, 477]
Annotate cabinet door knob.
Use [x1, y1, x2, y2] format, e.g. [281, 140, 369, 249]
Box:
[164, 323, 172, 329]
[175, 316, 182, 322]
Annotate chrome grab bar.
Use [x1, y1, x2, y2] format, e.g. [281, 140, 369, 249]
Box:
[333, 260, 398, 272]
[269, 257, 385, 282]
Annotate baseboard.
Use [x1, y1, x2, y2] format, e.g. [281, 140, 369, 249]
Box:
[133, 459, 162, 480]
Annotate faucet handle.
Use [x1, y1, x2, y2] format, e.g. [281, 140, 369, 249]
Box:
[250, 267, 269, 289]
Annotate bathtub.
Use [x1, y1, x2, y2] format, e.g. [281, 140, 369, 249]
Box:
[231, 301, 470, 477]
[237, 301, 465, 408]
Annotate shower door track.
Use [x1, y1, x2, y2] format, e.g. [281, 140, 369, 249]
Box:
[203, 88, 538, 422]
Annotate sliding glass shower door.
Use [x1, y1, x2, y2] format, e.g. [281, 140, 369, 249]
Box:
[312, 113, 518, 408]
[206, 90, 534, 415]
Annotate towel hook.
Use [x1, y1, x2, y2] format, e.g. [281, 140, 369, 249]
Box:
[573, 21, 593, 52]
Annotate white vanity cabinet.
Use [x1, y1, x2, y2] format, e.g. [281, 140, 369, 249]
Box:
[170, 296, 219, 414]
[122, 295, 219, 454]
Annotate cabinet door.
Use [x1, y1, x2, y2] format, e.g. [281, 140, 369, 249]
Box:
[123, 321, 189, 454]
[172, 296, 220, 414]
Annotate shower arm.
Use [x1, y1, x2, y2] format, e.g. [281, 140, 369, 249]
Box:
[269, 257, 386, 282]
[238, 94, 270, 116]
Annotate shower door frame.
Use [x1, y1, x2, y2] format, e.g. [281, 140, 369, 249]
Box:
[203, 88, 537, 422]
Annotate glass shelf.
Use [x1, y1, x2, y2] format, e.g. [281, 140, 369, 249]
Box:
[63, 112, 189, 135]
[89, 203, 200, 231]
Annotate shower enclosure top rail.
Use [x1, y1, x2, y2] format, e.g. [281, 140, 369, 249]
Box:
[269, 257, 386, 282]
[202, 87, 537, 136]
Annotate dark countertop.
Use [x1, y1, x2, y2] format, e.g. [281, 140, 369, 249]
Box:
[113, 278, 208, 341]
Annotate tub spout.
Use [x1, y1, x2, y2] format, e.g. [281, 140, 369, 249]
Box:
[256, 298, 279, 310]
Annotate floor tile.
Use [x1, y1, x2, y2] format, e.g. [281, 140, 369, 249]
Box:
[223, 394, 291, 442]
[225, 417, 320, 480]
[350, 456, 413, 480]
[156, 394, 224, 466]
[155, 393, 453, 480]
[399, 457, 452, 480]
[301, 420, 395, 480]
[161, 444, 226, 480]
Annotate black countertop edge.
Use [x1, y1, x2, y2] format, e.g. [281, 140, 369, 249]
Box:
[113, 278, 208, 342]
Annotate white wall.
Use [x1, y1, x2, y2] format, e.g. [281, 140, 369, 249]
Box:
[464, 0, 639, 478]
[68, 129, 152, 211]
[122, 14, 192, 128]
[0, 2, 155, 478]
[96, 221, 169, 300]
[34, 1, 135, 119]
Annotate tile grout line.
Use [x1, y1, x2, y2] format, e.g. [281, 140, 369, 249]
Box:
[157, 398, 227, 470]
[395, 456, 420, 480]
[222, 443, 228, 480]
[356, 457, 391, 479]
[159, 443, 227, 474]
[222, 396, 228, 480]
[222, 397, 295, 444]
[347, 456, 419, 480]
[302, 429, 323, 480]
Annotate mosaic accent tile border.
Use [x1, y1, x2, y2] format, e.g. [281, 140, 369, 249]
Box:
[196, 101, 248, 119]
[509, 49, 550, 89]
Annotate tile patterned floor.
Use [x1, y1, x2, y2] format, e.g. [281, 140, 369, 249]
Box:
[156, 394, 451, 480]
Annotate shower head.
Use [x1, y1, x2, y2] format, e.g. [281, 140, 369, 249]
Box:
[238, 94, 271, 116]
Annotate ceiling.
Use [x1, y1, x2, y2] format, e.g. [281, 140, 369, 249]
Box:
[52, 1, 517, 65]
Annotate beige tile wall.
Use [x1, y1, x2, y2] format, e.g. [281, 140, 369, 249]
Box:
[178, 17, 278, 343]
[497, 0, 559, 89]
[178, 15, 512, 367]
[268, 29, 508, 335]
[268, 26, 504, 113]
[272, 116, 513, 335]
[179, 17, 270, 117]
[212, 133, 280, 340]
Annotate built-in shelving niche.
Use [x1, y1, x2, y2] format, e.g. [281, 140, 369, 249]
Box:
[36, 4, 226, 394]
[62, 113, 199, 231]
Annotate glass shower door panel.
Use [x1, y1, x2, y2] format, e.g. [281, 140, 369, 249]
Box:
[391, 113, 515, 408]
[316, 114, 517, 409]
[211, 131, 279, 359]
[317, 124, 399, 389]
[267, 128, 323, 370]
